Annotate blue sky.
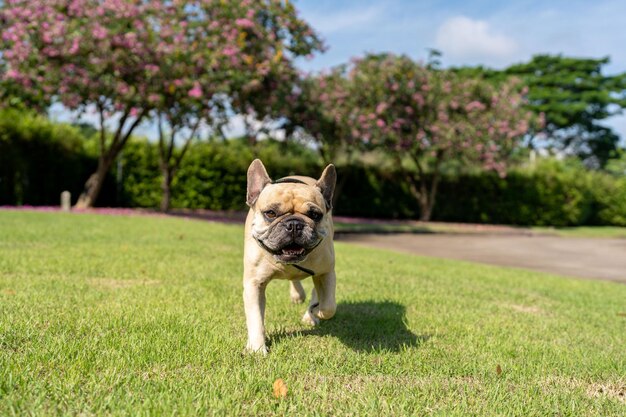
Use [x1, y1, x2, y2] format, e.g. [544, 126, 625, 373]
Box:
[297, 0, 626, 72]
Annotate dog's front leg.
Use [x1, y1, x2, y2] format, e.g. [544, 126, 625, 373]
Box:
[243, 279, 268, 354]
[302, 270, 336, 326]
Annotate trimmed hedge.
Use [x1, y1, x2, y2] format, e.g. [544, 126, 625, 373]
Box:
[115, 138, 322, 209]
[1, 112, 625, 226]
[114, 141, 626, 226]
[0, 109, 101, 206]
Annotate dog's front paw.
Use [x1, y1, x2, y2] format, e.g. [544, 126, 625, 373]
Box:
[245, 341, 269, 355]
[301, 308, 320, 326]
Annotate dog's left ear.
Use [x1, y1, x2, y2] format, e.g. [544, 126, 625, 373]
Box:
[247, 159, 272, 207]
[316, 164, 336, 210]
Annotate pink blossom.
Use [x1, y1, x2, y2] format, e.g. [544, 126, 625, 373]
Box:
[5, 69, 20, 79]
[188, 82, 202, 98]
[465, 101, 486, 112]
[375, 102, 387, 114]
[92, 24, 107, 40]
[222, 46, 238, 56]
[68, 38, 80, 54]
[235, 18, 255, 28]
[376, 119, 386, 128]
[412, 93, 425, 107]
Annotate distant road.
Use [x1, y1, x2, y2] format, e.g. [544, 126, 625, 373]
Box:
[336, 233, 626, 284]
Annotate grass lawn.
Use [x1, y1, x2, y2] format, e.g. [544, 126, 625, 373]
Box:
[335, 220, 626, 239]
[1, 211, 625, 416]
[533, 226, 626, 239]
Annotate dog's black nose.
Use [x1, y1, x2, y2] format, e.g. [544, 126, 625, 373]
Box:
[285, 218, 304, 235]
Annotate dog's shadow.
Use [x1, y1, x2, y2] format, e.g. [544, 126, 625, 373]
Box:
[271, 300, 430, 353]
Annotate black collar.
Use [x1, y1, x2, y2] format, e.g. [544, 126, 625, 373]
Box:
[272, 177, 307, 185]
[292, 264, 315, 276]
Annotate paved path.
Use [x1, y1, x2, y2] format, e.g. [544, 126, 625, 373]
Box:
[336, 233, 626, 284]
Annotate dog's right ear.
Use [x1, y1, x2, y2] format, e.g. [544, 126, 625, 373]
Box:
[246, 159, 272, 207]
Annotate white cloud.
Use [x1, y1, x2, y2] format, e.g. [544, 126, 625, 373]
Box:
[435, 16, 517, 64]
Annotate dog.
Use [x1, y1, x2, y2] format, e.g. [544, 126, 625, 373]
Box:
[243, 159, 337, 354]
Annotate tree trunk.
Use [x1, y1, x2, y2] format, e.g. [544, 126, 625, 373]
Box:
[75, 154, 115, 209]
[404, 151, 443, 222]
[74, 107, 146, 209]
[160, 168, 173, 212]
[418, 196, 433, 221]
[406, 178, 432, 222]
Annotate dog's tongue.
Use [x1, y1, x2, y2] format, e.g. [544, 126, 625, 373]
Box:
[282, 244, 305, 255]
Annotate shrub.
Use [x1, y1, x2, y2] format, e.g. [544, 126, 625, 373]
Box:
[0, 109, 96, 205]
[587, 174, 626, 226]
[117, 138, 322, 210]
[433, 160, 594, 226]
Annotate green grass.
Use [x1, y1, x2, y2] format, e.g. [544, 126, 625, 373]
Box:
[1, 211, 625, 416]
[533, 226, 626, 238]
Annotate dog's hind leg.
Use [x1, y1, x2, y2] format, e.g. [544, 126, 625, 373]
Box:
[289, 280, 306, 304]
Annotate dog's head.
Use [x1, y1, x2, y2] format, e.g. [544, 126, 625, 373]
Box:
[246, 159, 336, 264]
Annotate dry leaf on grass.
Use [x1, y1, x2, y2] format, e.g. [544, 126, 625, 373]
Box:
[496, 364, 502, 376]
[273, 378, 288, 398]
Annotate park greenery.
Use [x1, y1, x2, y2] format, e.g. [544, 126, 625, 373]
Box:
[2, 111, 626, 226]
[1, 3, 626, 415]
[1, 1, 626, 224]
[1, 211, 625, 415]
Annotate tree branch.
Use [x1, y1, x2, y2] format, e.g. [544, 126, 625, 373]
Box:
[173, 118, 202, 171]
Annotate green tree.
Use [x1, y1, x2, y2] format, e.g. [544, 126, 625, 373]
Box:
[456, 55, 626, 168]
[507, 55, 626, 168]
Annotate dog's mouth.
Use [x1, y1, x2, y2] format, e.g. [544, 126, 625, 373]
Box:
[275, 243, 307, 262]
[255, 237, 322, 264]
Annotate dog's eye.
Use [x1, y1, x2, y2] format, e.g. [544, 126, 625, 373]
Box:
[263, 210, 277, 220]
[308, 210, 323, 222]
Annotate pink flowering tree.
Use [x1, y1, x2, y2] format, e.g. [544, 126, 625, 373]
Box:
[304, 54, 541, 221]
[0, 0, 322, 208]
[283, 67, 356, 163]
[145, 1, 321, 211]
